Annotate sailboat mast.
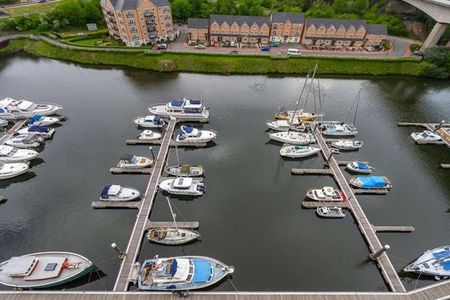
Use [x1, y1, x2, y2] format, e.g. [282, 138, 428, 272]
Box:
[166, 197, 178, 231]
[303, 64, 318, 112]
[175, 144, 180, 166]
[353, 89, 361, 126]
[288, 72, 311, 130]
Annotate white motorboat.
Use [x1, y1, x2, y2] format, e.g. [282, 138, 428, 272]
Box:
[5, 135, 43, 148]
[346, 161, 373, 174]
[404, 245, 450, 280]
[159, 177, 205, 196]
[321, 123, 358, 137]
[117, 154, 153, 169]
[28, 114, 60, 127]
[266, 119, 305, 132]
[316, 206, 346, 218]
[134, 115, 165, 128]
[306, 186, 346, 202]
[0, 145, 38, 162]
[410, 130, 442, 144]
[138, 130, 162, 141]
[0, 251, 95, 289]
[175, 126, 216, 143]
[0, 98, 62, 119]
[99, 185, 140, 201]
[18, 126, 55, 139]
[331, 140, 363, 151]
[279, 145, 320, 158]
[136, 255, 234, 291]
[0, 162, 29, 179]
[149, 98, 209, 121]
[269, 131, 315, 145]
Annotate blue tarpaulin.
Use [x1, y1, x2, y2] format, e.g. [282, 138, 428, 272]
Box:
[170, 259, 178, 277]
[190, 99, 202, 105]
[433, 249, 450, 259]
[170, 100, 184, 107]
[192, 259, 211, 283]
[357, 176, 387, 188]
[442, 260, 450, 271]
[356, 162, 369, 170]
[181, 126, 194, 134]
[29, 126, 49, 133]
[101, 185, 111, 199]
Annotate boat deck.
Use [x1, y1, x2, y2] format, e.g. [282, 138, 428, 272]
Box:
[372, 226, 415, 233]
[291, 168, 333, 175]
[147, 221, 199, 229]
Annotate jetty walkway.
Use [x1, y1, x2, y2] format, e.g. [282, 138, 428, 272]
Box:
[0, 120, 27, 145]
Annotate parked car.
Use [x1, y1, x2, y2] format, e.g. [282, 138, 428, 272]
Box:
[287, 48, 301, 55]
[229, 50, 239, 54]
[271, 42, 280, 48]
[413, 50, 425, 57]
[223, 41, 231, 47]
[156, 43, 167, 50]
[194, 44, 206, 49]
[260, 45, 270, 52]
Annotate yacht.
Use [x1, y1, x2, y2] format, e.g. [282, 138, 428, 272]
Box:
[138, 130, 162, 141]
[349, 176, 392, 190]
[265, 119, 305, 132]
[269, 132, 315, 145]
[99, 185, 140, 201]
[410, 131, 442, 144]
[147, 228, 200, 245]
[321, 123, 358, 137]
[279, 145, 320, 158]
[346, 161, 373, 174]
[149, 98, 209, 122]
[18, 126, 55, 139]
[306, 186, 346, 202]
[175, 126, 216, 143]
[331, 140, 363, 151]
[28, 114, 60, 127]
[165, 164, 204, 177]
[159, 177, 205, 196]
[136, 255, 234, 291]
[274, 110, 322, 122]
[134, 115, 165, 129]
[117, 155, 153, 169]
[0, 162, 29, 180]
[0, 251, 95, 289]
[0, 98, 62, 119]
[0, 145, 38, 162]
[5, 135, 42, 148]
[316, 207, 346, 218]
[404, 245, 450, 280]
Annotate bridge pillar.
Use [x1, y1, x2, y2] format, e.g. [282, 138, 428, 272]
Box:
[420, 22, 449, 51]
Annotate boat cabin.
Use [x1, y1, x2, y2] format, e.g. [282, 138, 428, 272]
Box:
[167, 99, 204, 114]
[171, 178, 193, 190]
[101, 185, 122, 198]
[146, 258, 193, 284]
[0, 146, 17, 157]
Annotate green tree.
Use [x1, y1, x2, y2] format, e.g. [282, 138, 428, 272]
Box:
[171, 0, 193, 22]
[425, 46, 449, 67]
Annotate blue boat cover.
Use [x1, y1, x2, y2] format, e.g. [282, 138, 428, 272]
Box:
[154, 116, 162, 124]
[190, 99, 202, 105]
[29, 126, 49, 133]
[442, 260, 450, 271]
[358, 176, 387, 188]
[101, 185, 111, 199]
[170, 259, 178, 277]
[192, 259, 211, 283]
[433, 249, 450, 259]
[170, 100, 184, 107]
[356, 162, 369, 170]
[0, 108, 5, 113]
[181, 126, 194, 134]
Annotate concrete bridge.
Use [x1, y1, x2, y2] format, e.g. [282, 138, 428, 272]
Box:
[401, 0, 450, 50]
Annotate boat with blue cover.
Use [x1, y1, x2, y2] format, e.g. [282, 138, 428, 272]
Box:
[404, 245, 450, 280]
[18, 126, 55, 139]
[136, 255, 234, 291]
[28, 114, 60, 127]
[349, 176, 392, 190]
[134, 115, 165, 129]
[175, 126, 216, 143]
[149, 98, 209, 122]
[346, 162, 373, 174]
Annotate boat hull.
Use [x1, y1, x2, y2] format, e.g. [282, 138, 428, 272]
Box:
[280, 146, 320, 158]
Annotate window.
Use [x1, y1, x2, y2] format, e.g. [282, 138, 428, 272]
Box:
[128, 19, 135, 26]
[126, 11, 133, 18]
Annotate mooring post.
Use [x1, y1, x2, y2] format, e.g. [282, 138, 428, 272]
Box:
[370, 244, 390, 260]
[433, 120, 446, 132]
[149, 146, 155, 161]
[111, 243, 126, 259]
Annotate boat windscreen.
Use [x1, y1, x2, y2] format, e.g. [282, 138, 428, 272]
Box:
[120, 154, 134, 161]
[192, 259, 211, 283]
[358, 176, 387, 188]
[170, 100, 184, 107]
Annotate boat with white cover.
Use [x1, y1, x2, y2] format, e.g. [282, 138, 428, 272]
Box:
[117, 154, 153, 169]
[266, 119, 305, 132]
[159, 177, 205, 196]
[138, 130, 162, 141]
[99, 185, 140, 201]
[316, 207, 346, 218]
[404, 245, 450, 280]
[0, 145, 38, 162]
[306, 186, 346, 202]
[175, 126, 216, 143]
[280, 145, 320, 158]
[165, 164, 204, 177]
[0, 162, 29, 179]
[0, 251, 95, 289]
[269, 132, 315, 145]
[410, 130, 442, 144]
[349, 176, 392, 190]
[331, 140, 363, 151]
[0, 98, 62, 119]
[5, 135, 43, 148]
[149, 98, 209, 122]
[18, 126, 55, 139]
[136, 255, 234, 291]
[346, 161, 373, 174]
[321, 123, 358, 137]
[28, 114, 60, 127]
[134, 115, 165, 128]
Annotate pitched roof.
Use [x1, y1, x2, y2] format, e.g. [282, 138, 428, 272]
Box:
[305, 18, 367, 29]
[366, 24, 388, 35]
[210, 15, 270, 27]
[271, 12, 304, 24]
[187, 18, 209, 29]
[110, 0, 169, 10]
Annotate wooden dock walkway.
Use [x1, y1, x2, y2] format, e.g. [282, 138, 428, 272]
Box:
[441, 164, 449, 169]
[291, 168, 333, 175]
[336, 160, 368, 166]
[126, 139, 207, 148]
[313, 126, 406, 293]
[372, 225, 415, 233]
[352, 189, 389, 195]
[301, 201, 349, 209]
[147, 221, 199, 229]
[109, 167, 152, 174]
[113, 118, 176, 292]
[0, 120, 27, 145]
[91, 200, 141, 209]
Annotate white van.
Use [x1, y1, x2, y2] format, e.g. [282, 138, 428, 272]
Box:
[287, 48, 301, 55]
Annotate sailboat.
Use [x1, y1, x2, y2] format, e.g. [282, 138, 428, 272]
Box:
[147, 197, 199, 245]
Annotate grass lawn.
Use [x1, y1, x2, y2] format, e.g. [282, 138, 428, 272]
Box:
[70, 37, 121, 47]
[6, 1, 62, 16]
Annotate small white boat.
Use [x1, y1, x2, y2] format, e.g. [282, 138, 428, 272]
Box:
[0, 162, 29, 179]
[149, 98, 209, 122]
[99, 185, 140, 201]
[316, 206, 346, 218]
[138, 130, 162, 141]
[404, 245, 450, 280]
[0, 251, 95, 289]
[306, 186, 346, 202]
[346, 161, 373, 174]
[331, 140, 363, 151]
[410, 130, 442, 144]
[18, 126, 55, 139]
[279, 145, 320, 158]
[117, 154, 153, 169]
[5, 135, 43, 148]
[159, 177, 205, 196]
[147, 228, 200, 245]
[266, 119, 305, 132]
[28, 114, 60, 127]
[165, 164, 204, 177]
[134, 115, 165, 128]
[321, 123, 358, 137]
[0, 98, 62, 119]
[175, 126, 216, 143]
[269, 132, 315, 145]
[0, 145, 38, 162]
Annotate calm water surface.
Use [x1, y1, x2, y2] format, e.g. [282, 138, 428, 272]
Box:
[0, 55, 449, 292]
